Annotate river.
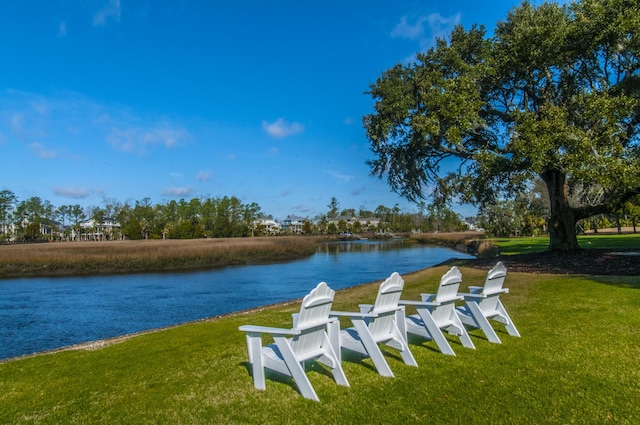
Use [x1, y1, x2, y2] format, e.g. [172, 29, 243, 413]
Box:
[0, 240, 472, 360]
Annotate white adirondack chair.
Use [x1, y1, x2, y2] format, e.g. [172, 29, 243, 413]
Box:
[400, 266, 475, 356]
[330, 272, 417, 378]
[456, 262, 520, 343]
[238, 282, 349, 401]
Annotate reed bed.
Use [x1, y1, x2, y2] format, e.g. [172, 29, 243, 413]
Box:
[0, 237, 319, 278]
[410, 231, 485, 244]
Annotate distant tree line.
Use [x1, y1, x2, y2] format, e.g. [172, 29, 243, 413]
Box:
[0, 190, 475, 242]
[0, 190, 262, 242]
[2, 187, 638, 243]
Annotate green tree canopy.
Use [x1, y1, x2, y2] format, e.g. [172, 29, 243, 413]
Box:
[364, 0, 640, 251]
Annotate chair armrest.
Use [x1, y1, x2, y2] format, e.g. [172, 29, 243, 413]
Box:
[464, 288, 509, 299]
[358, 304, 374, 314]
[460, 293, 486, 300]
[399, 300, 440, 307]
[467, 286, 483, 294]
[330, 310, 377, 319]
[238, 325, 298, 336]
[420, 293, 436, 302]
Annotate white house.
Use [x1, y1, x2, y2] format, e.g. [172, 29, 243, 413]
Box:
[77, 217, 121, 241]
[255, 218, 281, 234]
[281, 215, 306, 234]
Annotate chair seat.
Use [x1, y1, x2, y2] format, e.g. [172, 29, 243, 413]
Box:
[341, 328, 362, 344]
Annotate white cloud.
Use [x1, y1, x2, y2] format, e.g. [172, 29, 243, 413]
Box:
[93, 0, 121, 26]
[325, 170, 356, 183]
[31, 100, 51, 115]
[262, 118, 304, 138]
[161, 186, 194, 197]
[58, 22, 67, 37]
[195, 171, 210, 182]
[392, 16, 427, 40]
[2, 90, 191, 159]
[29, 143, 57, 159]
[392, 13, 461, 52]
[11, 113, 24, 133]
[106, 128, 138, 152]
[143, 127, 188, 148]
[107, 126, 189, 154]
[52, 186, 91, 199]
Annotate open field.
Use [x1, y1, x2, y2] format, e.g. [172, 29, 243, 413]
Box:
[1, 264, 638, 424]
[0, 237, 319, 278]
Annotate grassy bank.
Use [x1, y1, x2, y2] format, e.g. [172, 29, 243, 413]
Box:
[0, 237, 318, 278]
[492, 233, 640, 255]
[1, 264, 638, 424]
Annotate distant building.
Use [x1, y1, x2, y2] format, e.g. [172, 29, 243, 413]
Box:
[281, 215, 306, 234]
[77, 217, 121, 240]
[255, 218, 281, 234]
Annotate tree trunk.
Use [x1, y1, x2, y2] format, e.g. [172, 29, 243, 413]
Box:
[541, 169, 580, 251]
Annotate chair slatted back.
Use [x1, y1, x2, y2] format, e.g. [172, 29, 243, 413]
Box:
[368, 272, 404, 339]
[291, 282, 335, 357]
[479, 262, 507, 313]
[431, 267, 463, 324]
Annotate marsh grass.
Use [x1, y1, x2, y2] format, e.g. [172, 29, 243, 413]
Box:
[0, 237, 318, 278]
[1, 266, 638, 424]
[410, 231, 485, 245]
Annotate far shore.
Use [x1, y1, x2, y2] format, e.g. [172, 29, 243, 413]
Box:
[0, 233, 484, 279]
[0, 237, 319, 279]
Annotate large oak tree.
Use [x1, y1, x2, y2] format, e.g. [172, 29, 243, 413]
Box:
[364, 0, 640, 251]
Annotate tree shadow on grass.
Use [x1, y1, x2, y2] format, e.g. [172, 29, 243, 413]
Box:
[589, 275, 640, 289]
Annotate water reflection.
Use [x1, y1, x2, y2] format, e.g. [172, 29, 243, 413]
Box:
[316, 239, 412, 254]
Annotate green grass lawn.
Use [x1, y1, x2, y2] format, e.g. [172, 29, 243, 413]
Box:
[491, 232, 640, 255]
[1, 264, 639, 424]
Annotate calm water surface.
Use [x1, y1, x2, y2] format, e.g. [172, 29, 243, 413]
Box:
[0, 240, 472, 360]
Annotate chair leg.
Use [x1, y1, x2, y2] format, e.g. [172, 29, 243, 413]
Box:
[327, 319, 342, 363]
[274, 336, 319, 401]
[496, 300, 521, 337]
[466, 301, 502, 344]
[395, 308, 409, 343]
[451, 311, 475, 350]
[320, 333, 349, 387]
[245, 333, 266, 390]
[416, 308, 456, 356]
[351, 318, 394, 377]
[390, 323, 418, 367]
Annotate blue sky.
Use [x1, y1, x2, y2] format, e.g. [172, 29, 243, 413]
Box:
[1, 1, 525, 220]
